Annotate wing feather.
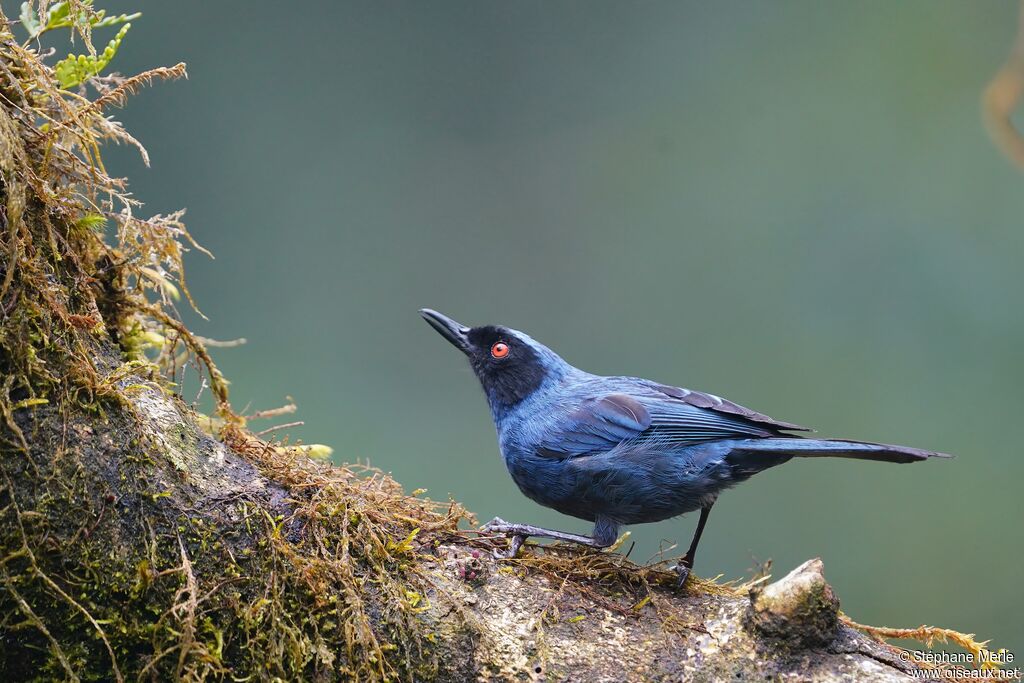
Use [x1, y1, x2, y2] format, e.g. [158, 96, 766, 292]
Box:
[535, 383, 807, 459]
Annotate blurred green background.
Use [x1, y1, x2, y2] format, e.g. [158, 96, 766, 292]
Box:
[68, 0, 1024, 653]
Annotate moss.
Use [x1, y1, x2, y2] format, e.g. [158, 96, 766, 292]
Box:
[0, 390, 455, 680]
[0, 3, 458, 676]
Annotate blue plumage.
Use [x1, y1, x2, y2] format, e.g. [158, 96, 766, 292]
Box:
[420, 309, 950, 579]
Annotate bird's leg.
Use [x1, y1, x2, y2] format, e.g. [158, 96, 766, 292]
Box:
[482, 516, 619, 559]
[673, 503, 714, 587]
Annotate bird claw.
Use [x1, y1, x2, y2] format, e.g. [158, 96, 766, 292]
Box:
[481, 518, 524, 558]
[672, 564, 690, 588]
[491, 534, 525, 559]
[671, 561, 692, 588]
[481, 516, 510, 533]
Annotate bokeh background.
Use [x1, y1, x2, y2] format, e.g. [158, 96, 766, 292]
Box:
[67, 0, 1024, 653]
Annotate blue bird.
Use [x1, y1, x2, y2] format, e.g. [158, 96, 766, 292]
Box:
[420, 309, 950, 583]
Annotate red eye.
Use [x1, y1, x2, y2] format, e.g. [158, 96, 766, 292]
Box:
[490, 341, 509, 359]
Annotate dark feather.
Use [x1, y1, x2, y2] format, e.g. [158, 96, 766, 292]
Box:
[536, 394, 650, 457]
[537, 386, 802, 459]
[649, 383, 810, 432]
[728, 438, 952, 464]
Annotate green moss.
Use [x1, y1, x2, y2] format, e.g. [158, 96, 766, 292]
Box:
[0, 2, 451, 677]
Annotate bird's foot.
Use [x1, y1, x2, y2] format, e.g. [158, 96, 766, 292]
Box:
[671, 554, 694, 588]
[480, 517, 603, 558]
[481, 516, 512, 533]
[481, 517, 526, 559]
[492, 534, 525, 559]
[671, 563, 691, 588]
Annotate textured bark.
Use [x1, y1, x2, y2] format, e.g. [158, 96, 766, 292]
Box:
[0, 355, 932, 682]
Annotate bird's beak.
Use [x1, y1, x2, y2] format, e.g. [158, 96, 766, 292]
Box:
[419, 309, 471, 354]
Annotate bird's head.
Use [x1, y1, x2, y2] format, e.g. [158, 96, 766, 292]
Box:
[419, 309, 568, 413]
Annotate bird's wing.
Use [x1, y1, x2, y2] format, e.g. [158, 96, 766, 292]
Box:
[644, 382, 810, 433]
[536, 394, 652, 457]
[536, 385, 809, 459]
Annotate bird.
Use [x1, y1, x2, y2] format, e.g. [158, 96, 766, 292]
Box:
[419, 309, 951, 584]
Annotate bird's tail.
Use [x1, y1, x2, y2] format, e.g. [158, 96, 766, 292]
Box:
[730, 438, 953, 464]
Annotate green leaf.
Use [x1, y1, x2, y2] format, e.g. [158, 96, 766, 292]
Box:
[55, 22, 130, 89]
[19, 3, 42, 37]
[43, 1, 72, 32]
[21, 1, 139, 39]
[91, 10, 142, 29]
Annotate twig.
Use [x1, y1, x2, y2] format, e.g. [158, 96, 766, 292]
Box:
[195, 336, 247, 348]
[139, 303, 232, 417]
[255, 421, 304, 437]
[247, 403, 297, 420]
